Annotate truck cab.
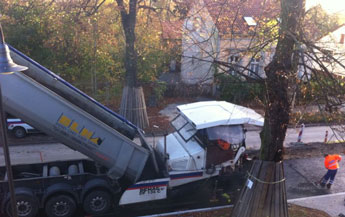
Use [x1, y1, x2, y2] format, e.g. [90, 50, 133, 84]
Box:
[155, 101, 263, 187]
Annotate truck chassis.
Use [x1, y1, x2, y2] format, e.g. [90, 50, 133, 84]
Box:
[0, 160, 121, 217]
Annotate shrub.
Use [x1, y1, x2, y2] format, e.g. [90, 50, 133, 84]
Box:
[217, 74, 265, 104]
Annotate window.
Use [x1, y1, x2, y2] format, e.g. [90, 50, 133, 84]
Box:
[171, 115, 197, 141]
[321, 49, 333, 63]
[206, 125, 244, 145]
[185, 18, 195, 32]
[249, 57, 262, 77]
[228, 55, 241, 75]
[243, 16, 257, 26]
[193, 17, 202, 31]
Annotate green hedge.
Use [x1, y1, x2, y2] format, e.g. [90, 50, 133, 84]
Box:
[217, 74, 265, 104]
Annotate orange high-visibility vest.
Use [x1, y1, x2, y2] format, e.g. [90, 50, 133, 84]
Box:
[217, 139, 230, 150]
[325, 154, 342, 170]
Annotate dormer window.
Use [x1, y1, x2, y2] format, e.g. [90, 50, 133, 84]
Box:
[185, 18, 195, 32]
[244, 16, 257, 26]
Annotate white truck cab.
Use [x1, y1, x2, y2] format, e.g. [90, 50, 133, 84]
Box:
[156, 101, 264, 187]
[119, 101, 264, 205]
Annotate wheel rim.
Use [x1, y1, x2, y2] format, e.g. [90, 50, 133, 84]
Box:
[15, 129, 25, 138]
[52, 200, 70, 216]
[17, 200, 32, 216]
[90, 196, 107, 212]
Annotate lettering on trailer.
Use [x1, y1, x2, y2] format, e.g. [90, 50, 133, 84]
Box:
[127, 181, 168, 196]
[139, 187, 165, 195]
[57, 114, 103, 146]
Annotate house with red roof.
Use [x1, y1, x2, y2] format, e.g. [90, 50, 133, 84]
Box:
[162, 0, 279, 94]
[161, 0, 344, 95]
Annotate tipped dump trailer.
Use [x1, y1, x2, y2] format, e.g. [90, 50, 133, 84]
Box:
[0, 45, 264, 217]
[9, 46, 137, 140]
[1, 70, 149, 182]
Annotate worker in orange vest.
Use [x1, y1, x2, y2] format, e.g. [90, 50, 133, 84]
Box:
[321, 154, 342, 189]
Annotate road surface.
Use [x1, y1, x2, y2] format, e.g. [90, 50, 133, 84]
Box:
[1, 125, 342, 166]
[246, 125, 343, 149]
[1, 125, 345, 202]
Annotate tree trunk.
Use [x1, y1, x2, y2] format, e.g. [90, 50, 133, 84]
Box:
[92, 20, 98, 97]
[260, 0, 305, 161]
[117, 0, 149, 129]
[233, 1, 304, 216]
[120, 86, 149, 128]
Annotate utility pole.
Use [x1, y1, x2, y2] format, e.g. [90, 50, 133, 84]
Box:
[0, 23, 28, 217]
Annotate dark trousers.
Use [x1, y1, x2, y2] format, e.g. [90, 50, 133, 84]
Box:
[322, 169, 338, 185]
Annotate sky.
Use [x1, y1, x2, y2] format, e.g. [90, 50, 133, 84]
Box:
[306, 0, 345, 14]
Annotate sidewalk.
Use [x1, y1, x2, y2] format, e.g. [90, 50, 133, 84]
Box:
[288, 192, 345, 217]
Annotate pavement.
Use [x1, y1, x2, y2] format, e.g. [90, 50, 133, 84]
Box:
[284, 157, 345, 217]
[288, 192, 345, 217]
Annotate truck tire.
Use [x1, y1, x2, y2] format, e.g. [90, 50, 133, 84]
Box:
[45, 195, 76, 217]
[5, 194, 39, 217]
[83, 190, 111, 215]
[13, 127, 26, 138]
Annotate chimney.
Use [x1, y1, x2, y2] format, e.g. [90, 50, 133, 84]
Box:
[340, 34, 345, 44]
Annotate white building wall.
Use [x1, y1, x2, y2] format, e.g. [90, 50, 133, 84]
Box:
[181, 0, 219, 85]
[317, 26, 345, 76]
[298, 26, 345, 78]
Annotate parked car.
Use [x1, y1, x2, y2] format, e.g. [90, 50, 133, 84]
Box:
[7, 118, 38, 138]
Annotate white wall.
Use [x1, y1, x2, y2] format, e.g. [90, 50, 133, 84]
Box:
[181, 0, 219, 85]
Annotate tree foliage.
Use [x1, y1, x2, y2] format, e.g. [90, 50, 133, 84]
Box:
[0, 0, 172, 106]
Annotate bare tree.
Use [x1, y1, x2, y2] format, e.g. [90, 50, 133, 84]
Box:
[177, 0, 345, 160]
[116, 0, 149, 129]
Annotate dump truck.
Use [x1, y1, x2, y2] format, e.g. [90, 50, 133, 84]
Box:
[0, 45, 264, 217]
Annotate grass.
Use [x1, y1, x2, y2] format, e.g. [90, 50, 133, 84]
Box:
[290, 110, 345, 125]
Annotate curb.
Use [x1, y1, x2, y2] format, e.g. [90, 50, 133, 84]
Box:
[138, 204, 234, 217]
[138, 193, 345, 217]
[287, 192, 345, 203]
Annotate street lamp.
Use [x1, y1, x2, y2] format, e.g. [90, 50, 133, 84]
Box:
[0, 23, 28, 217]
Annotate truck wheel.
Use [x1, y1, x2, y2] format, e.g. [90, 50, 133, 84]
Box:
[83, 190, 111, 215]
[45, 195, 76, 217]
[13, 127, 26, 138]
[6, 194, 39, 217]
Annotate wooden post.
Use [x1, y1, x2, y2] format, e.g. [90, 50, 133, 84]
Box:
[0, 23, 22, 217]
[231, 160, 288, 217]
[0, 85, 18, 217]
